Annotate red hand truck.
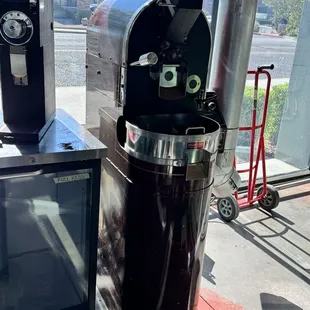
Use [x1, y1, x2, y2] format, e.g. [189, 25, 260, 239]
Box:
[216, 65, 280, 222]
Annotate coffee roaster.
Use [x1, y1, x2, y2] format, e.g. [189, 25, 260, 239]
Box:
[86, 0, 258, 309]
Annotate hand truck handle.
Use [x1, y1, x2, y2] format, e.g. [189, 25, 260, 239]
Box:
[257, 64, 274, 72]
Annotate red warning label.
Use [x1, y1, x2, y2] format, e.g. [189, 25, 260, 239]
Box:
[187, 142, 205, 150]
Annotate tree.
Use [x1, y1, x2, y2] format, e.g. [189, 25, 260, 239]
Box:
[263, 0, 304, 35]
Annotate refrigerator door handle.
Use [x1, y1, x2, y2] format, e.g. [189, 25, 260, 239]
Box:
[0, 169, 43, 180]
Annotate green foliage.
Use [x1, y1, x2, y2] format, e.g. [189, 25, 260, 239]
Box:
[238, 87, 265, 146]
[286, 0, 305, 35]
[287, 28, 299, 37]
[263, 0, 304, 35]
[54, 4, 68, 19]
[240, 83, 289, 147]
[64, 7, 78, 20]
[254, 20, 260, 33]
[265, 83, 288, 144]
[53, 4, 78, 21]
[54, 10, 67, 19]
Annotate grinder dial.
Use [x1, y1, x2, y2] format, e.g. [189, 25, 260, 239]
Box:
[0, 11, 33, 45]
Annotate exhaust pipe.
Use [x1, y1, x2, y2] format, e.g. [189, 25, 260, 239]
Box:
[209, 0, 258, 197]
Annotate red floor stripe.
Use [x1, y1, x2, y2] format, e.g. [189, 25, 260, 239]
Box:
[198, 289, 244, 310]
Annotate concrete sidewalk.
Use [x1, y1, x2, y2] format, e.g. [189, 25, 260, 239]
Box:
[56, 86, 86, 124]
[203, 182, 310, 310]
[54, 22, 87, 34]
[0, 86, 86, 123]
[237, 159, 299, 183]
[55, 27, 86, 34]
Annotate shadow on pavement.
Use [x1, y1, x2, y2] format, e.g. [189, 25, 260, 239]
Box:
[202, 254, 216, 285]
[260, 293, 303, 310]
[228, 210, 310, 285]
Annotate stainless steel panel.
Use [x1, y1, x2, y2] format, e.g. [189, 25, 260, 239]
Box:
[88, 0, 154, 66]
[86, 85, 116, 135]
[86, 53, 120, 131]
[40, 0, 56, 122]
[86, 54, 119, 102]
[222, 129, 239, 150]
[10, 53, 27, 78]
[0, 109, 107, 169]
[216, 150, 236, 170]
[99, 107, 122, 123]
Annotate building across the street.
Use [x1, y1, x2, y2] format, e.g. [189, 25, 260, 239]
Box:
[54, 0, 97, 10]
[203, 0, 213, 15]
[54, 0, 99, 24]
[56, 0, 213, 11]
[257, 0, 273, 24]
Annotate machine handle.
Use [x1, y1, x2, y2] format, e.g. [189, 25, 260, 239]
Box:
[257, 64, 274, 72]
[185, 127, 206, 135]
[130, 52, 159, 67]
[156, 1, 176, 7]
[0, 169, 43, 181]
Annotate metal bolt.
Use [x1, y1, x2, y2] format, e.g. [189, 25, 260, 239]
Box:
[28, 157, 36, 164]
[208, 102, 217, 111]
[171, 51, 177, 59]
[162, 41, 170, 49]
[174, 160, 183, 167]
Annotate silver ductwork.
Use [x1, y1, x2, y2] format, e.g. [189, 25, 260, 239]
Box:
[209, 0, 258, 197]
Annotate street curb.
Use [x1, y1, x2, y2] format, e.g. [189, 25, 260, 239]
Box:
[254, 32, 283, 38]
[54, 28, 86, 34]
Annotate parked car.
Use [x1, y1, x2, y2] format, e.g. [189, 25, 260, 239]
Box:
[81, 17, 88, 26]
[90, 4, 98, 13]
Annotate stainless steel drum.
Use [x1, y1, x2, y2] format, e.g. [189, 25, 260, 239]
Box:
[125, 114, 220, 167]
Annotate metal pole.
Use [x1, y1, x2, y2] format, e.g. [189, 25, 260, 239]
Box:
[210, 0, 219, 39]
[209, 0, 258, 172]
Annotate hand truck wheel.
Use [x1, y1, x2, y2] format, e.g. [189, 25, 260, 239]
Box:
[257, 184, 280, 211]
[217, 196, 240, 222]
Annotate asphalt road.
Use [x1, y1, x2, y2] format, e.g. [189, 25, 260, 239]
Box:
[249, 35, 297, 80]
[55, 32, 86, 87]
[55, 33, 297, 87]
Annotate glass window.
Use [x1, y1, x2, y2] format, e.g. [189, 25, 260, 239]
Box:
[236, 0, 309, 183]
[204, 5, 310, 310]
[54, 1, 91, 124]
[0, 168, 94, 310]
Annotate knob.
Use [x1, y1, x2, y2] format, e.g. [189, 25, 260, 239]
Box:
[0, 11, 34, 45]
[3, 19, 26, 39]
